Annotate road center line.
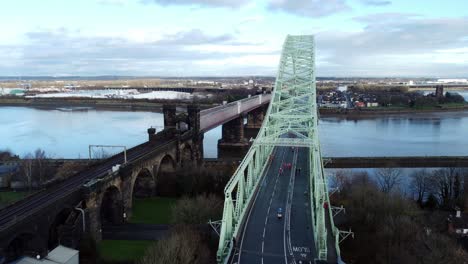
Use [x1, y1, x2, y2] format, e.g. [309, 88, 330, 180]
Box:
[284, 147, 298, 264]
[261, 147, 288, 264]
[237, 148, 285, 264]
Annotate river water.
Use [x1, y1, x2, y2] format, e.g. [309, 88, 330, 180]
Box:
[1, 106, 468, 158]
[320, 112, 468, 157]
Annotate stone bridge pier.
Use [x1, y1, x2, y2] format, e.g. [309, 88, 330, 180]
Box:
[83, 105, 203, 242]
[163, 104, 177, 129]
[244, 104, 267, 139]
[217, 115, 249, 159]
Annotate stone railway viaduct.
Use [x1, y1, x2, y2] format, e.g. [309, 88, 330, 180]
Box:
[0, 94, 271, 262]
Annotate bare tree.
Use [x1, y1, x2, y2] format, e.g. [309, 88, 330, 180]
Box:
[138, 226, 211, 264]
[175, 164, 232, 197]
[16, 149, 52, 189]
[351, 171, 372, 187]
[171, 194, 223, 225]
[375, 168, 402, 193]
[329, 170, 352, 192]
[91, 147, 111, 159]
[20, 153, 34, 191]
[54, 162, 86, 181]
[338, 181, 468, 263]
[428, 168, 461, 208]
[410, 169, 429, 206]
[33, 148, 47, 184]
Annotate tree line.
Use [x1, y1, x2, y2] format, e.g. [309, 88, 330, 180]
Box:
[348, 85, 466, 108]
[0, 149, 87, 191]
[330, 168, 468, 263]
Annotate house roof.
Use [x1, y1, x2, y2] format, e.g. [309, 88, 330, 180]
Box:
[46, 245, 78, 263]
[450, 213, 468, 229]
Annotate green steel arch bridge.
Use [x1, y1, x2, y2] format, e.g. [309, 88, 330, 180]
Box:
[216, 35, 352, 264]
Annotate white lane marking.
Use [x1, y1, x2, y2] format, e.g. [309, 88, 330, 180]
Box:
[259, 148, 287, 264]
[293, 246, 311, 253]
[284, 147, 299, 264]
[237, 149, 286, 263]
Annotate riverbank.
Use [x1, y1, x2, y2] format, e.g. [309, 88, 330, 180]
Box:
[324, 156, 468, 168]
[408, 86, 468, 91]
[2, 97, 468, 116]
[320, 104, 468, 117]
[0, 97, 219, 111]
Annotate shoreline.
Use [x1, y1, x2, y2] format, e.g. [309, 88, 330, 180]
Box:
[319, 105, 468, 117]
[0, 97, 218, 112]
[1, 97, 468, 116]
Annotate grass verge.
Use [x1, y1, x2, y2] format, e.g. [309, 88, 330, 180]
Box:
[99, 240, 153, 262]
[0, 191, 29, 205]
[130, 197, 177, 224]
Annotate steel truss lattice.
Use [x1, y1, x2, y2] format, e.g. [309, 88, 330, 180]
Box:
[216, 35, 342, 263]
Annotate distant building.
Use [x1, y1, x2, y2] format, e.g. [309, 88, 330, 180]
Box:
[355, 101, 366, 108]
[64, 84, 79, 89]
[20, 83, 32, 89]
[0, 164, 18, 188]
[437, 79, 468, 84]
[448, 208, 468, 236]
[436, 85, 444, 98]
[196, 80, 216, 85]
[319, 90, 347, 108]
[13, 245, 78, 264]
[337, 85, 348, 91]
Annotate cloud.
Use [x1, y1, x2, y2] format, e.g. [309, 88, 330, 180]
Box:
[4, 12, 468, 77]
[267, 0, 350, 17]
[2, 28, 278, 76]
[314, 13, 468, 76]
[97, 0, 133, 5]
[360, 0, 391, 6]
[141, 0, 250, 8]
[352, 12, 421, 25]
[239, 15, 265, 24]
[155, 29, 234, 45]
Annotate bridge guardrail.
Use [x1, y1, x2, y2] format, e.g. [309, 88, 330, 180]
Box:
[200, 94, 271, 132]
[200, 94, 270, 117]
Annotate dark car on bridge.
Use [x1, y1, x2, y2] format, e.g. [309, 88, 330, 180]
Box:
[277, 207, 283, 219]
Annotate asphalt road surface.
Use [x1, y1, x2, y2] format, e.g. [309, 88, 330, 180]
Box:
[234, 146, 316, 264]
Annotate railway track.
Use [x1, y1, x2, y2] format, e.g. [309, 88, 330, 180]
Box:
[0, 139, 175, 231]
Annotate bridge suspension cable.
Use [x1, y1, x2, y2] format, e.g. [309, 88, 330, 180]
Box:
[216, 35, 344, 263]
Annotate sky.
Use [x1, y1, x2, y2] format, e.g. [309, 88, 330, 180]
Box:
[1, 0, 468, 77]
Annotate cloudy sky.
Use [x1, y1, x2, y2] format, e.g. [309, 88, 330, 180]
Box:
[1, 0, 468, 77]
